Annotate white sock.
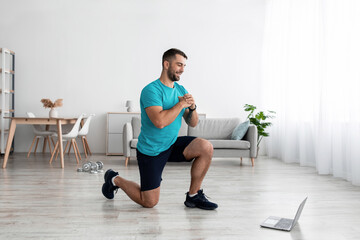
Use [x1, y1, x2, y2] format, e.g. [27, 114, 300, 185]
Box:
[189, 193, 198, 197]
[111, 176, 117, 186]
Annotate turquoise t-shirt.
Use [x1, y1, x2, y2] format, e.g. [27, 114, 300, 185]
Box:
[137, 79, 188, 156]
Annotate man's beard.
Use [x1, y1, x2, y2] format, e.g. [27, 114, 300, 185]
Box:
[167, 68, 180, 82]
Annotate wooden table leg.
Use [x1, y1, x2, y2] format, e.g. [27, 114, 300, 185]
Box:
[2, 119, 17, 169]
[43, 125, 50, 153]
[57, 119, 64, 168]
[42, 138, 47, 153]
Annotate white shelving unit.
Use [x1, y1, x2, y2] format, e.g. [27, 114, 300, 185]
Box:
[0, 48, 15, 154]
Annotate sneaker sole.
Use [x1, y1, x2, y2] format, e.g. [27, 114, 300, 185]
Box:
[184, 201, 196, 208]
[102, 169, 117, 200]
[102, 183, 114, 200]
[184, 201, 217, 210]
[104, 169, 113, 181]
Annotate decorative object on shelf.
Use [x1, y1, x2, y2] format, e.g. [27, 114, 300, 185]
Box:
[126, 100, 134, 112]
[77, 161, 104, 174]
[244, 104, 276, 149]
[41, 98, 63, 118]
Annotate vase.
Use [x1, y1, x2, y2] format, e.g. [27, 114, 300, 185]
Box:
[49, 108, 59, 118]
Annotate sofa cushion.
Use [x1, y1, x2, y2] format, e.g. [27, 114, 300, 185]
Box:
[209, 140, 250, 149]
[178, 118, 189, 136]
[188, 118, 241, 139]
[231, 120, 250, 140]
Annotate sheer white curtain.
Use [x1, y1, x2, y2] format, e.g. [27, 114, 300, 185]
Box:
[261, 0, 360, 185]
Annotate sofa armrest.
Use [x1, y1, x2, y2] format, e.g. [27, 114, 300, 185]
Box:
[243, 124, 258, 158]
[123, 122, 133, 158]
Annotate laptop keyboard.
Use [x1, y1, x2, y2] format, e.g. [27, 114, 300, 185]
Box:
[275, 218, 293, 229]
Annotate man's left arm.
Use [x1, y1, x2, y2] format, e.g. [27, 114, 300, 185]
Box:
[183, 93, 199, 127]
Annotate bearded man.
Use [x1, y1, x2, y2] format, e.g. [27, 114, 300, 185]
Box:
[102, 48, 218, 210]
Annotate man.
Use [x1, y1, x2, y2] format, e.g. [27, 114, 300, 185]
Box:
[102, 48, 217, 210]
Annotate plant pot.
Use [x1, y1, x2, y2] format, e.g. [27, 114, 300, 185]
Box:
[49, 108, 59, 118]
[257, 146, 260, 157]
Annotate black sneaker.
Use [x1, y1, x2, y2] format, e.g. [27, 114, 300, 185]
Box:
[102, 169, 119, 199]
[184, 189, 218, 210]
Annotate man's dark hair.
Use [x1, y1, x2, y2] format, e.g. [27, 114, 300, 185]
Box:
[162, 48, 187, 68]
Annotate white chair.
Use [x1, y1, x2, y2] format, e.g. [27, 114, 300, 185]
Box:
[26, 112, 55, 158]
[76, 114, 95, 158]
[50, 114, 85, 164]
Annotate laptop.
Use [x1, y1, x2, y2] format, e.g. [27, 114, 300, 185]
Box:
[260, 197, 307, 231]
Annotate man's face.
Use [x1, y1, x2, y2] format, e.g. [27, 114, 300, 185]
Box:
[166, 54, 187, 82]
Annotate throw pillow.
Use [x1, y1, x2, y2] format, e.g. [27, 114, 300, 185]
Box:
[231, 120, 250, 140]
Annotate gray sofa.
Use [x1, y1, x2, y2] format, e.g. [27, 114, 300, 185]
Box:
[123, 117, 258, 166]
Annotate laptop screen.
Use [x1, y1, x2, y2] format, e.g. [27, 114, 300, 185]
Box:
[291, 197, 308, 227]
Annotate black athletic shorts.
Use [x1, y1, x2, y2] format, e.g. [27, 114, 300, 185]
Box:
[136, 136, 196, 191]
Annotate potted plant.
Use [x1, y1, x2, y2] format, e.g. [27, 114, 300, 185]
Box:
[244, 104, 276, 152]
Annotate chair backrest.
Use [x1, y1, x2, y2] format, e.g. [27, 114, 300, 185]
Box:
[78, 114, 95, 136]
[131, 117, 141, 139]
[63, 114, 85, 138]
[26, 112, 44, 132]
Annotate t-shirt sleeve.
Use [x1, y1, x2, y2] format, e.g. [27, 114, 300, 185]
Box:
[141, 84, 163, 108]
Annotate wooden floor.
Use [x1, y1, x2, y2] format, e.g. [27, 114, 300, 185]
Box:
[1, 153, 360, 240]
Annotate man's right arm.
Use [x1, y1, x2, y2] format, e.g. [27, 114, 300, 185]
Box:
[146, 97, 191, 129]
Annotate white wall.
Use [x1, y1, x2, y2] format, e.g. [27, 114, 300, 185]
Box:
[0, 0, 266, 153]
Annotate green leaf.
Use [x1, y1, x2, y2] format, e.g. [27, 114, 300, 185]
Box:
[244, 104, 256, 112]
[243, 104, 276, 140]
[257, 112, 265, 120]
[250, 118, 260, 126]
[262, 132, 270, 137]
[261, 122, 272, 128]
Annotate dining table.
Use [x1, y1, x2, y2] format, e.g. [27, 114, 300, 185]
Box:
[2, 117, 79, 169]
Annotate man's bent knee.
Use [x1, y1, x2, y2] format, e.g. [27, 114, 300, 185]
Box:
[141, 187, 160, 208]
[142, 199, 159, 208]
[199, 139, 214, 157]
[184, 138, 214, 160]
